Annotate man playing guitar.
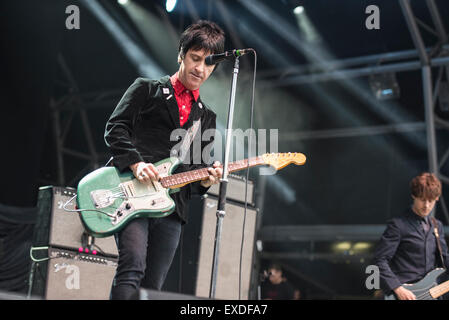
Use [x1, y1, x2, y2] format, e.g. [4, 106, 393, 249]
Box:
[374, 172, 449, 300]
[104, 20, 225, 299]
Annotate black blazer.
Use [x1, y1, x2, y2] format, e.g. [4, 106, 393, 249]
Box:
[373, 208, 449, 292]
[104, 76, 217, 223]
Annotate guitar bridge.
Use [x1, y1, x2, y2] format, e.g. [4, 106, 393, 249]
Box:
[90, 189, 116, 209]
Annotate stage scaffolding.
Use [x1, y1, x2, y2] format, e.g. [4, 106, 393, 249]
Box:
[256, 0, 449, 226]
[252, 0, 449, 296]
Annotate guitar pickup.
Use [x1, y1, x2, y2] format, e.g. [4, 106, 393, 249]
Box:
[120, 182, 135, 198]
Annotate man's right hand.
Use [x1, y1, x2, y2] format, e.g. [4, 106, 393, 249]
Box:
[130, 162, 160, 183]
[393, 286, 416, 300]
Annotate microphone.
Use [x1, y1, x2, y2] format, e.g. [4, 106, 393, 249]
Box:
[205, 49, 252, 65]
[259, 270, 272, 281]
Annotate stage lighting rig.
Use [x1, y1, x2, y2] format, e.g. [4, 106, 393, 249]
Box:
[369, 72, 401, 100]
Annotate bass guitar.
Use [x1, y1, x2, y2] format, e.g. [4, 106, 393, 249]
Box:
[76, 152, 306, 237]
[384, 268, 449, 300]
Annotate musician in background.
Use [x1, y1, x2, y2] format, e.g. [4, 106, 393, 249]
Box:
[374, 172, 449, 300]
[104, 20, 225, 299]
[261, 263, 296, 300]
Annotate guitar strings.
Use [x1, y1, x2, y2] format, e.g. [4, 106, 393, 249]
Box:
[62, 194, 117, 218]
[416, 292, 432, 300]
[415, 290, 432, 300]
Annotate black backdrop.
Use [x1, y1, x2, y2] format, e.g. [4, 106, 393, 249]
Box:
[0, 0, 67, 294]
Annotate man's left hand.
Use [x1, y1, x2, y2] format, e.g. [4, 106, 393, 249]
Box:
[200, 161, 223, 188]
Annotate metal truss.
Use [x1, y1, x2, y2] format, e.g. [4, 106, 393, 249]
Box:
[46, 54, 123, 187]
[399, 0, 449, 222]
[258, 224, 449, 242]
[258, 47, 449, 87]
[255, 0, 449, 224]
[257, 224, 449, 266]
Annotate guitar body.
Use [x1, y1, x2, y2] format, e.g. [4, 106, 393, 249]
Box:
[76, 157, 180, 238]
[384, 268, 446, 300]
[75, 152, 307, 238]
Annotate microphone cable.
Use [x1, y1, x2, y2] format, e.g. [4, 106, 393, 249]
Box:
[238, 48, 257, 300]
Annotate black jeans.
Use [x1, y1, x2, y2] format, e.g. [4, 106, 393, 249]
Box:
[110, 214, 182, 300]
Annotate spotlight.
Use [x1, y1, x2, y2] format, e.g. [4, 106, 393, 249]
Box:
[117, 0, 129, 5]
[334, 241, 351, 251]
[352, 242, 372, 251]
[293, 6, 304, 15]
[166, 0, 177, 12]
[369, 73, 400, 100]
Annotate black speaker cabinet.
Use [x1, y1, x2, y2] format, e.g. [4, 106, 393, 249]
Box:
[207, 174, 255, 206]
[194, 196, 258, 300]
[30, 186, 118, 300]
[163, 174, 259, 299]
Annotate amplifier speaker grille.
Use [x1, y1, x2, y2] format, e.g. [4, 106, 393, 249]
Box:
[44, 248, 117, 300]
[195, 196, 258, 300]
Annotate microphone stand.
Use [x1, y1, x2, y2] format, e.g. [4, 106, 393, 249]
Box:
[209, 56, 240, 299]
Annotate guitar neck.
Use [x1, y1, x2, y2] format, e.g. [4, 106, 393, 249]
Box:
[430, 279, 449, 299]
[160, 156, 264, 189]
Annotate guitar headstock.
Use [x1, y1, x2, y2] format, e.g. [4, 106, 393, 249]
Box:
[262, 152, 306, 170]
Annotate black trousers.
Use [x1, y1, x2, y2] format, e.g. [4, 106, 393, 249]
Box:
[110, 214, 182, 300]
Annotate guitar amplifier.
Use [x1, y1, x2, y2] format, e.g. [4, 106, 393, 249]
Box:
[32, 186, 118, 256]
[32, 247, 117, 300]
[207, 174, 255, 206]
[30, 186, 118, 299]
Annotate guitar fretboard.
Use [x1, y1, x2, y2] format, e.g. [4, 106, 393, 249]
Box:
[430, 280, 449, 299]
[160, 156, 264, 188]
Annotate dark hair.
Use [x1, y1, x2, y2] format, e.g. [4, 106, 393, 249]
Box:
[178, 20, 225, 59]
[268, 263, 283, 273]
[410, 172, 442, 201]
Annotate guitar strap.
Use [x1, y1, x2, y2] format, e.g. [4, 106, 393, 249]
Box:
[431, 216, 446, 269]
[177, 120, 201, 163]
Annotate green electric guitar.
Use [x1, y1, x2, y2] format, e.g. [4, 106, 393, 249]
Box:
[76, 152, 306, 237]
